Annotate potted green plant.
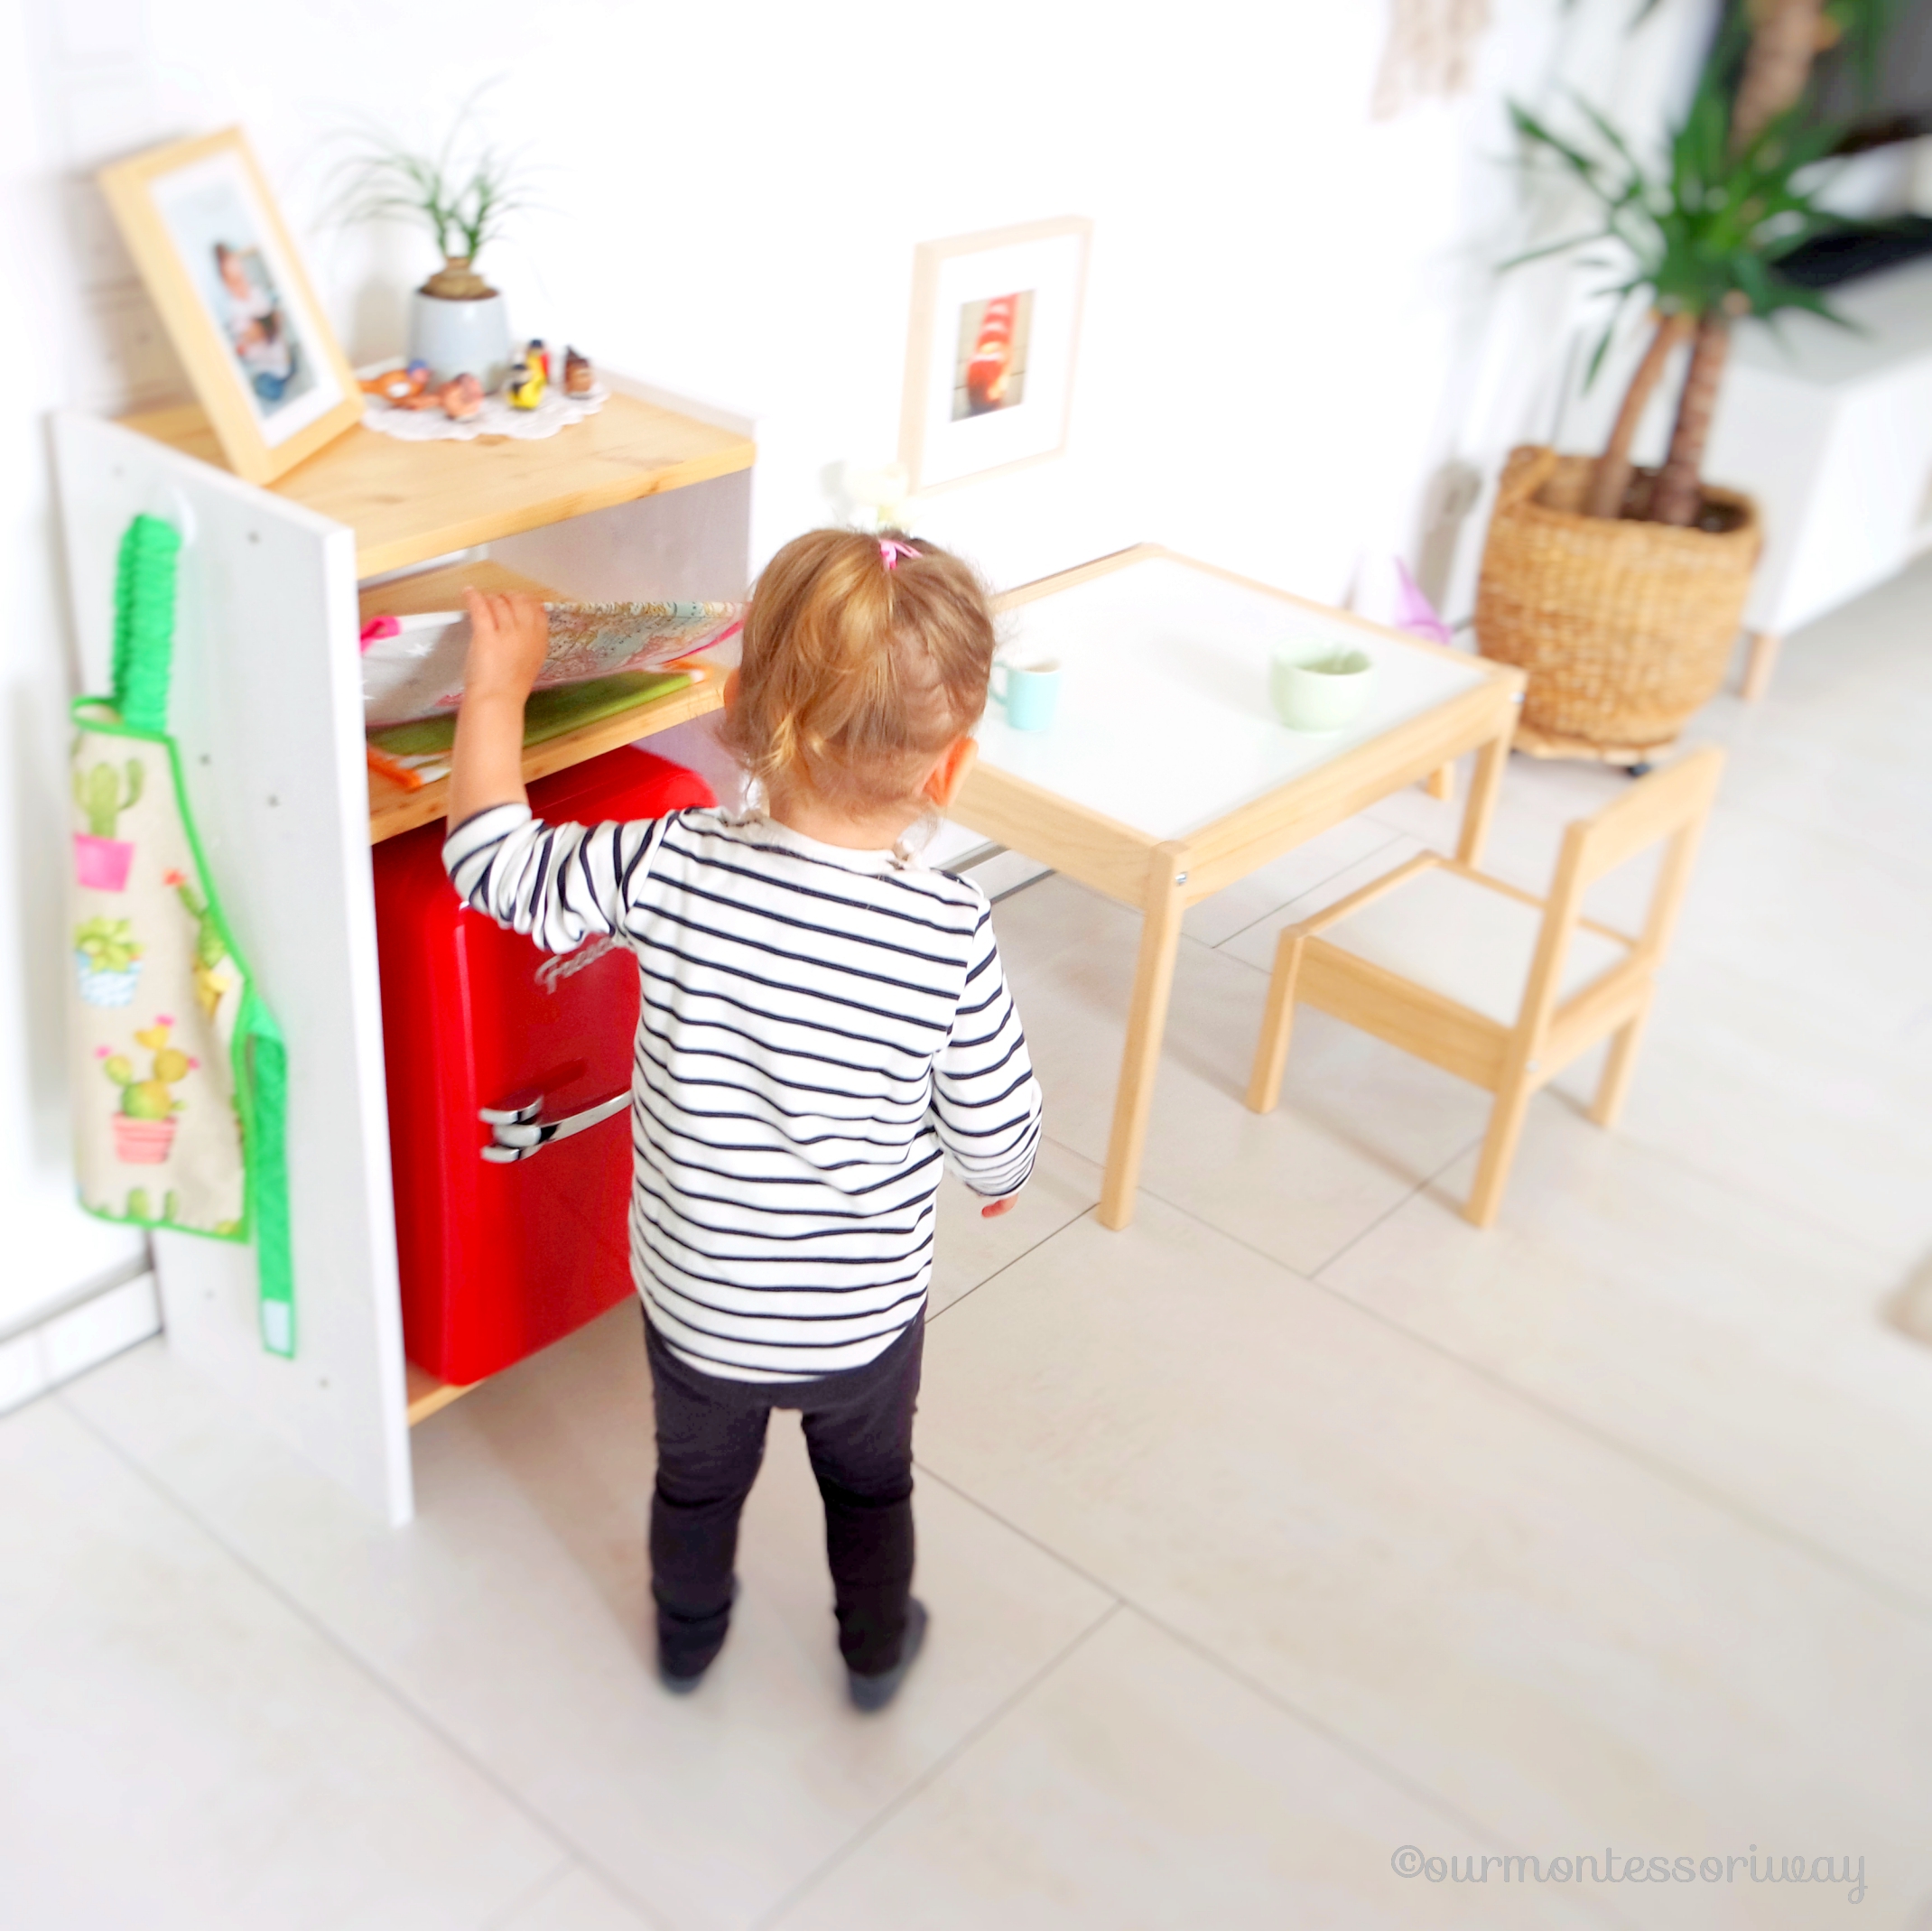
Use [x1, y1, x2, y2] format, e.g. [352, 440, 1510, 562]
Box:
[331, 95, 534, 389]
[1472, 0, 1909, 755]
[1475, 60, 1849, 755]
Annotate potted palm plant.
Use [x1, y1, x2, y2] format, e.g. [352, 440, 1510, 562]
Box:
[331, 97, 534, 390]
[1476, 60, 1847, 757]
[1472, 0, 1890, 757]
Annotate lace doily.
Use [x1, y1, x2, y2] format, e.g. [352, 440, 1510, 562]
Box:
[360, 383, 609, 442]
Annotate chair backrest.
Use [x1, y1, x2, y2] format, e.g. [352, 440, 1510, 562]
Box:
[1513, 747, 1725, 1046]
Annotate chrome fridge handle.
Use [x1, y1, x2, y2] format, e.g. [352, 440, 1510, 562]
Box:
[478, 1090, 630, 1163]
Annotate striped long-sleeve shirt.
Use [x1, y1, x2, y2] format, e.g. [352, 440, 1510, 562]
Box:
[444, 804, 1043, 1382]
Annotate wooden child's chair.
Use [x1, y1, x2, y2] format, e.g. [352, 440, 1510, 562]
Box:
[1244, 747, 1724, 1226]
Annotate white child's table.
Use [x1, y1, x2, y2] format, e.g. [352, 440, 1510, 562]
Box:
[952, 545, 1527, 1230]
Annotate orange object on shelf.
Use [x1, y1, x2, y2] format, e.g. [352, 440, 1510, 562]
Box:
[367, 744, 427, 793]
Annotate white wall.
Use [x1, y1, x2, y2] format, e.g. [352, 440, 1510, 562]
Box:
[3, 0, 1714, 1323]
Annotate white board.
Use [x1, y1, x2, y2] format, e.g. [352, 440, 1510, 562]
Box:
[53, 413, 413, 1524]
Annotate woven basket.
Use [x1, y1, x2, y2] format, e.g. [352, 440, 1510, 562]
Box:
[1474, 446, 1760, 749]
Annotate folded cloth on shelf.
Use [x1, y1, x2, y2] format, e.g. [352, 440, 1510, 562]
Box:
[365, 670, 695, 790]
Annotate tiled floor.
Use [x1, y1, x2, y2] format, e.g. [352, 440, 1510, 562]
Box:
[9, 560, 1932, 1928]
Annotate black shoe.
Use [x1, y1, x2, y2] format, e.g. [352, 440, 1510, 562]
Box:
[848, 1598, 927, 1713]
[658, 1654, 710, 1696]
[656, 1577, 738, 1695]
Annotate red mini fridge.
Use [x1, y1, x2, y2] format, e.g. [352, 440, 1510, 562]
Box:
[373, 746, 713, 1385]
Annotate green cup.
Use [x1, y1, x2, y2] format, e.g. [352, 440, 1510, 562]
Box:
[1269, 641, 1375, 732]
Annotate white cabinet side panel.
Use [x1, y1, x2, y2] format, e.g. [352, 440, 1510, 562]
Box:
[51, 414, 412, 1524]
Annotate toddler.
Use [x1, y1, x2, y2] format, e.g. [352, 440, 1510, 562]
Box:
[443, 529, 1043, 1709]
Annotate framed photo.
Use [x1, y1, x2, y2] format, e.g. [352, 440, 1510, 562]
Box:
[898, 216, 1092, 494]
[99, 129, 362, 486]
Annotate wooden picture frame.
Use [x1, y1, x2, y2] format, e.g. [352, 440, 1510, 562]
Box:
[99, 128, 362, 486]
[898, 215, 1092, 495]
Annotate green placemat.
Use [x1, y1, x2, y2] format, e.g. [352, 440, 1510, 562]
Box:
[368, 671, 693, 757]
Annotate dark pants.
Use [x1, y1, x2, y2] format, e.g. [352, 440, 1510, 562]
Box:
[644, 1314, 923, 1677]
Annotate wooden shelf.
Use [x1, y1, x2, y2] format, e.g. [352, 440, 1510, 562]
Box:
[404, 1362, 476, 1426]
[358, 557, 556, 622]
[358, 559, 726, 843]
[122, 391, 756, 581]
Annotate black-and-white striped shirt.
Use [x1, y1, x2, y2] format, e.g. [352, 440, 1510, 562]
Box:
[445, 805, 1042, 1381]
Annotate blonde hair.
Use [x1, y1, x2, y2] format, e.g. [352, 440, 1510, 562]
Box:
[722, 528, 997, 813]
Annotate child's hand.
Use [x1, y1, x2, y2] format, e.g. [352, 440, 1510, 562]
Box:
[980, 1194, 1019, 1220]
[463, 590, 549, 703]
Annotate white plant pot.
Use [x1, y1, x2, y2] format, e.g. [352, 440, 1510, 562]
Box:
[407, 291, 513, 390]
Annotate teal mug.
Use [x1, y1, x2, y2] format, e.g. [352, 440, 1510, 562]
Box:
[991, 659, 1061, 732]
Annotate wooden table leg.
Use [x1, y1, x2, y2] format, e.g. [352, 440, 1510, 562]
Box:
[1424, 763, 1455, 803]
[1098, 841, 1190, 1231]
[1741, 630, 1779, 702]
[1454, 710, 1515, 867]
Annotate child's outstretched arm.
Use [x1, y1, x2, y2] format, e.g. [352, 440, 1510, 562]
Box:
[442, 590, 662, 954]
[933, 904, 1043, 1219]
[447, 590, 546, 829]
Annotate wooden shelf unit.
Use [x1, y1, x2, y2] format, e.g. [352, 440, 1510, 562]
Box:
[68, 377, 757, 1516]
[355, 561, 728, 843]
[123, 390, 756, 580]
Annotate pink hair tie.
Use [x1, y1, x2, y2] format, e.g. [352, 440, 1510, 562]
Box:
[879, 537, 919, 571]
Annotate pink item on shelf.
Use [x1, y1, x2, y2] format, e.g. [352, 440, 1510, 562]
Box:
[1392, 559, 1455, 647]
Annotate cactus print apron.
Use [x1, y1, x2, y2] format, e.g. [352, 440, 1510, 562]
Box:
[68, 515, 293, 1356]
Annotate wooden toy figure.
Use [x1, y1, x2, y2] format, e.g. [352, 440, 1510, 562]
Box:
[360, 360, 432, 405]
[525, 338, 550, 381]
[564, 347, 594, 397]
[506, 357, 545, 410]
[439, 372, 485, 421]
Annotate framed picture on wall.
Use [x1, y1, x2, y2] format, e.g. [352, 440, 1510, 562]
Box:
[99, 128, 362, 486]
[898, 215, 1092, 494]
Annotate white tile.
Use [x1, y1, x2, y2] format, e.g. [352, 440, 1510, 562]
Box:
[1551, 951, 1932, 1264]
[931, 1137, 1101, 1314]
[64, 1308, 1116, 1931]
[1667, 803, 1932, 1063]
[492, 1862, 656, 1931]
[961, 847, 1053, 899]
[1322, 1106, 1932, 1604]
[772, 1608, 1587, 1930]
[914, 1196, 1932, 1920]
[0, 1332, 48, 1416]
[39, 1270, 160, 1386]
[0, 1397, 563, 1931]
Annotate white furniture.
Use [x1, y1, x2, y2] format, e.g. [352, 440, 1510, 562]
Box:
[51, 382, 755, 1522]
[1704, 256, 1932, 693]
[951, 546, 1526, 1230]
